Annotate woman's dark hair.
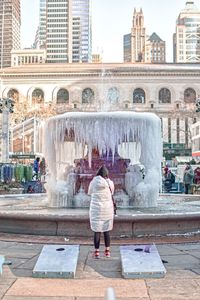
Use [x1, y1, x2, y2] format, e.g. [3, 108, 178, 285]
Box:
[96, 166, 109, 178]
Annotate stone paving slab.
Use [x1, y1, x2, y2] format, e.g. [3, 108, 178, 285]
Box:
[156, 245, 184, 255]
[146, 278, 200, 300]
[171, 243, 200, 250]
[2, 248, 40, 259]
[5, 278, 148, 298]
[16, 256, 39, 270]
[186, 251, 200, 259]
[0, 285, 11, 299]
[1, 240, 200, 300]
[3, 298, 149, 300]
[191, 269, 200, 275]
[3, 297, 76, 300]
[164, 269, 200, 279]
[160, 254, 199, 268]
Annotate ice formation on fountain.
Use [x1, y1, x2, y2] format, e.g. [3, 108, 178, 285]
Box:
[43, 111, 162, 208]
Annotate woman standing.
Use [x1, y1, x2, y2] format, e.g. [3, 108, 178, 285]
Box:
[88, 166, 115, 259]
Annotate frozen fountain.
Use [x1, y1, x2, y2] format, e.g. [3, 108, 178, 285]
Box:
[43, 111, 162, 208]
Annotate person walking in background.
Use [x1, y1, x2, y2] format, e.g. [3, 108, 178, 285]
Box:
[88, 165, 114, 259]
[33, 157, 40, 180]
[164, 164, 169, 178]
[39, 157, 46, 181]
[183, 163, 194, 194]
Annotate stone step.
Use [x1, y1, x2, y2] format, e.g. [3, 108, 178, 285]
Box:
[33, 244, 79, 278]
[120, 244, 166, 279]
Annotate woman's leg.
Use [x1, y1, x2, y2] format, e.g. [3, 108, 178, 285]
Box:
[103, 231, 110, 248]
[94, 232, 101, 249]
[103, 231, 111, 257]
[93, 232, 101, 258]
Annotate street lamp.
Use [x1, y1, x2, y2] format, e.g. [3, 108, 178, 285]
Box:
[0, 98, 14, 162]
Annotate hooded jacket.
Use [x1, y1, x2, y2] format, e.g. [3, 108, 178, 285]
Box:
[88, 175, 114, 232]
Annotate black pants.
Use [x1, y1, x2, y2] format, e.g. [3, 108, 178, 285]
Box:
[185, 184, 191, 194]
[94, 231, 110, 249]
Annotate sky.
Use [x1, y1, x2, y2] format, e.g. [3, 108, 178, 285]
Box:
[21, 0, 195, 63]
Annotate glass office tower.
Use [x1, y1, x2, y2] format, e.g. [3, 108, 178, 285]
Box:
[37, 0, 92, 63]
[174, 1, 200, 63]
[72, 0, 92, 62]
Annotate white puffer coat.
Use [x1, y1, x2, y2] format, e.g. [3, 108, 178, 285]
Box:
[88, 175, 114, 232]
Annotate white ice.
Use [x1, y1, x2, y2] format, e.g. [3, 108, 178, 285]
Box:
[42, 111, 162, 208]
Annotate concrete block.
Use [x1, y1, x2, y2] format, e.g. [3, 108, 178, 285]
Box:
[120, 244, 166, 279]
[33, 245, 79, 278]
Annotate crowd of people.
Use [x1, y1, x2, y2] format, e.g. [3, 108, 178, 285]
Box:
[163, 162, 200, 194]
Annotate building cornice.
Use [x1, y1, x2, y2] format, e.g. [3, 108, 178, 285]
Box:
[1, 63, 200, 82]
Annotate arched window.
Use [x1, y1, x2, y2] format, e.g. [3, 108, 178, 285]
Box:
[159, 88, 171, 104]
[57, 88, 69, 104]
[184, 88, 196, 104]
[107, 87, 119, 104]
[82, 88, 94, 104]
[32, 89, 44, 105]
[7, 89, 19, 102]
[133, 88, 145, 103]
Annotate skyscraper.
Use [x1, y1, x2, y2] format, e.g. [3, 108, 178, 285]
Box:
[145, 33, 166, 63]
[36, 0, 91, 63]
[123, 8, 165, 63]
[0, 0, 21, 68]
[174, 1, 200, 63]
[38, 0, 46, 49]
[45, 0, 71, 63]
[72, 0, 91, 62]
[131, 8, 146, 63]
[124, 8, 146, 63]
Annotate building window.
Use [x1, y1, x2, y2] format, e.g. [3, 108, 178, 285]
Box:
[133, 88, 145, 104]
[159, 88, 171, 104]
[32, 89, 44, 105]
[151, 103, 154, 108]
[82, 88, 94, 104]
[7, 89, 19, 102]
[57, 88, 69, 104]
[184, 88, 196, 104]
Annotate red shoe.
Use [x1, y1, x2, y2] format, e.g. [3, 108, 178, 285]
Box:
[93, 250, 100, 259]
[104, 249, 110, 258]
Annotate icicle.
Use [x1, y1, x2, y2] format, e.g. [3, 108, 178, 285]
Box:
[42, 111, 162, 208]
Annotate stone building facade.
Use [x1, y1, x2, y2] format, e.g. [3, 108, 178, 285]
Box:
[0, 63, 199, 159]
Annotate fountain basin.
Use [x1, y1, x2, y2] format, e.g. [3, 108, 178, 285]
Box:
[0, 193, 200, 237]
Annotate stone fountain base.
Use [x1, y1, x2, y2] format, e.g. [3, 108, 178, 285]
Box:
[0, 193, 200, 238]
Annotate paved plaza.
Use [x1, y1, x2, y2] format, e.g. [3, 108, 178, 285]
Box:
[0, 234, 200, 299]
